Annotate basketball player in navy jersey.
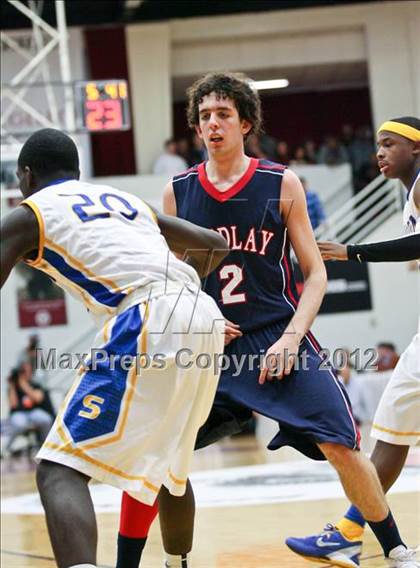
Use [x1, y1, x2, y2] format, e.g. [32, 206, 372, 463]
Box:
[116, 74, 416, 568]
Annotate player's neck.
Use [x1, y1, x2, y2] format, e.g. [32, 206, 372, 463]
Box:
[206, 150, 250, 189]
[400, 162, 420, 191]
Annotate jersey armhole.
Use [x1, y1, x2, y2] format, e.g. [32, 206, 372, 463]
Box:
[144, 202, 158, 225]
[21, 199, 45, 266]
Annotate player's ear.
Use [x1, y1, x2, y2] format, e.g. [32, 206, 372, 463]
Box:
[412, 141, 420, 156]
[195, 124, 204, 139]
[24, 166, 34, 190]
[241, 119, 252, 137]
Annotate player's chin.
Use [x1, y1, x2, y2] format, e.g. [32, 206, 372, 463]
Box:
[380, 165, 396, 178]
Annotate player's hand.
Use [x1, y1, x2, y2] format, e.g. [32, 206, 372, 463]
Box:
[317, 241, 348, 261]
[258, 332, 301, 384]
[224, 318, 242, 346]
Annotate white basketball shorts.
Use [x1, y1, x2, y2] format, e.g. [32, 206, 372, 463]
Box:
[37, 288, 225, 504]
[371, 332, 420, 446]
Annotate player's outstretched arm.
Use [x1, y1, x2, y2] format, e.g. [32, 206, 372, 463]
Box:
[319, 234, 420, 262]
[153, 206, 230, 277]
[0, 205, 39, 288]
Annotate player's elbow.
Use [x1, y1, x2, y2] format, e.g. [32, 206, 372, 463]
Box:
[304, 263, 327, 292]
[314, 266, 328, 294]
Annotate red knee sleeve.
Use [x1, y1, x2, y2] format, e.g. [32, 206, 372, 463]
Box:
[119, 491, 159, 538]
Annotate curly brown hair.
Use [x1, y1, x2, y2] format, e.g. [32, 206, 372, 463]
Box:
[186, 72, 262, 139]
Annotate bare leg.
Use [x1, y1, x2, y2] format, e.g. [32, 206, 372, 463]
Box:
[371, 440, 409, 493]
[158, 479, 195, 555]
[319, 443, 388, 521]
[36, 460, 97, 568]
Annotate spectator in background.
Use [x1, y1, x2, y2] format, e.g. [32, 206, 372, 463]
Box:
[354, 152, 380, 193]
[341, 124, 355, 149]
[300, 177, 327, 230]
[290, 145, 309, 165]
[303, 139, 317, 164]
[153, 138, 188, 175]
[376, 342, 399, 372]
[176, 137, 191, 165]
[189, 132, 207, 165]
[18, 334, 47, 385]
[259, 133, 278, 161]
[348, 126, 376, 193]
[5, 362, 54, 453]
[18, 333, 39, 367]
[246, 134, 266, 159]
[317, 135, 349, 166]
[275, 140, 290, 164]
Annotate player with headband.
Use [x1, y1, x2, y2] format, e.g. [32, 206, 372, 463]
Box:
[287, 116, 420, 567]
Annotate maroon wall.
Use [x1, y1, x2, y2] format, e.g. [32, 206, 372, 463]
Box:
[173, 87, 373, 149]
[84, 27, 136, 176]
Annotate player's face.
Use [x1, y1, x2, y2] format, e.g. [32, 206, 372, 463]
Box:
[376, 131, 415, 179]
[196, 93, 251, 156]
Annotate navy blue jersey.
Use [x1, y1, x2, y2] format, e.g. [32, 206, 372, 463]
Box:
[173, 157, 300, 332]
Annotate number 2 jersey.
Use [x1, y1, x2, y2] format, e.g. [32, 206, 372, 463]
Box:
[22, 179, 200, 325]
[173, 158, 299, 333]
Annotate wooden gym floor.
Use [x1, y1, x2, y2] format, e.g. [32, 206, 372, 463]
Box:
[1, 433, 419, 568]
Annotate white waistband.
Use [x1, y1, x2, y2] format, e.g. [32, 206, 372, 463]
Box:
[116, 281, 202, 316]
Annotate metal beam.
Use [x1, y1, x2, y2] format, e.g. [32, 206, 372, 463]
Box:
[1, 0, 74, 138]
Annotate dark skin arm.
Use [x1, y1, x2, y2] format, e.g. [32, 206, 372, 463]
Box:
[1, 205, 39, 289]
[1, 203, 229, 288]
[152, 208, 230, 278]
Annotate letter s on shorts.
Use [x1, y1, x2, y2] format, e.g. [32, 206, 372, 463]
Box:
[78, 395, 105, 420]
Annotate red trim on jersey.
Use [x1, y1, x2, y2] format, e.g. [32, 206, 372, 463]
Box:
[173, 165, 199, 179]
[198, 158, 259, 203]
[257, 163, 287, 172]
[282, 250, 299, 308]
[307, 330, 322, 352]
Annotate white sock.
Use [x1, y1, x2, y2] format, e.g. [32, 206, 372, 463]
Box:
[164, 552, 191, 567]
[69, 564, 97, 568]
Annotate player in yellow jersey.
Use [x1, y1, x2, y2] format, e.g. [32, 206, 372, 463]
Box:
[287, 116, 420, 568]
[0, 128, 230, 568]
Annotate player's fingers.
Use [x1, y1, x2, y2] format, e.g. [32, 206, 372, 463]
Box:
[283, 352, 296, 376]
[224, 332, 240, 346]
[273, 360, 285, 380]
[258, 366, 268, 384]
[266, 352, 282, 380]
[225, 325, 242, 336]
[225, 318, 241, 328]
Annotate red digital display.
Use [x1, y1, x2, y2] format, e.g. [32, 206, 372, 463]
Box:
[76, 80, 130, 132]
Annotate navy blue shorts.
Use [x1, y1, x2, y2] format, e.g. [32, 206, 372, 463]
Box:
[195, 320, 360, 460]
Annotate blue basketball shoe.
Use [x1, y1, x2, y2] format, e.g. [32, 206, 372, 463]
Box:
[286, 523, 362, 567]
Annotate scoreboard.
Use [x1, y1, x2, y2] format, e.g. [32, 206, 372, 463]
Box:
[75, 80, 131, 132]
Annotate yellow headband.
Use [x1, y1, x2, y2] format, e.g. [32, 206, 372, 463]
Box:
[377, 120, 420, 142]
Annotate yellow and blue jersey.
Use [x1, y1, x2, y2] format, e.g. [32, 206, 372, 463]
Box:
[23, 179, 200, 325]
